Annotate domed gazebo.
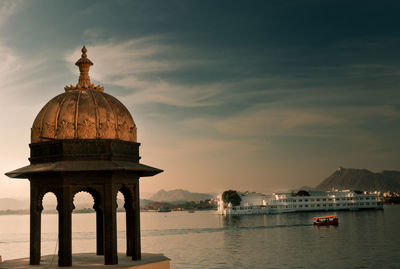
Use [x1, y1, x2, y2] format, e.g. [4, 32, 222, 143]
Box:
[6, 46, 162, 267]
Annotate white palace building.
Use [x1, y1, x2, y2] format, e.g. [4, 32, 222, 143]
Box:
[217, 190, 383, 216]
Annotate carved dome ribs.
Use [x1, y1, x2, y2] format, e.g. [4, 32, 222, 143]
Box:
[31, 46, 137, 143]
[31, 90, 137, 143]
[95, 91, 118, 139]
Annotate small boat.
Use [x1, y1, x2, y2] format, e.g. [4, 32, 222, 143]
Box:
[188, 210, 195, 213]
[313, 215, 339, 226]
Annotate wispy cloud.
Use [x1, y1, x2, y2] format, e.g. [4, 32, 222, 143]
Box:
[0, 45, 20, 90]
[213, 104, 400, 138]
[0, 44, 49, 107]
[0, 0, 19, 26]
[64, 37, 229, 107]
[65, 36, 174, 79]
[0, 1, 23, 93]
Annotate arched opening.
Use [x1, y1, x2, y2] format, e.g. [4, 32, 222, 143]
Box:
[41, 192, 58, 260]
[117, 191, 126, 255]
[72, 189, 100, 255]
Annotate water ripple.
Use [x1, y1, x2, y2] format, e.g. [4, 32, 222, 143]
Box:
[142, 223, 312, 237]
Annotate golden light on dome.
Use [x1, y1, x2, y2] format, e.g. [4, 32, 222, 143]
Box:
[31, 46, 137, 143]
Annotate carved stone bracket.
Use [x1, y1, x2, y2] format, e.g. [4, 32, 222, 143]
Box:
[64, 84, 104, 92]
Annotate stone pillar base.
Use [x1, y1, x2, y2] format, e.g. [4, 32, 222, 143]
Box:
[0, 253, 170, 269]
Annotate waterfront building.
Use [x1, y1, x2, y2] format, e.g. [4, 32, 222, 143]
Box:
[218, 190, 383, 216]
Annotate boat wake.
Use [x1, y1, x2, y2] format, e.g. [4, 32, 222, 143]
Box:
[141, 223, 313, 237]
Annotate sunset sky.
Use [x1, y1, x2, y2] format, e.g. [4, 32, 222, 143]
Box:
[1, 1, 400, 199]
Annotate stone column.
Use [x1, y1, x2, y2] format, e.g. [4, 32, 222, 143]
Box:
[30, 185, 42, 265]
[94, 204, 104, 255]
[58, 187, 73, 267]
[124, 192, 133, 257]
[103, 184, 118, 265]
[132, 180, 141, 260]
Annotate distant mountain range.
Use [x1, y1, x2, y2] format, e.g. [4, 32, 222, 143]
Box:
[149, 189, 215, 203]
[0, 198, 29, 210]
[316, 167, 400, 192]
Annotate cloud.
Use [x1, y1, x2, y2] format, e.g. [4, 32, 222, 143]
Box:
[67, 36, 176, 78]
[0, 0, 19, 26]
[0, 45, 20, 89]
[213, 104, 400, 138]
[0, 1, 24, 93]
[64, 37, 230, 107]
[0, 43, 49, 107]
[122, 80, 229, 107]
[63, 35, 400, 110]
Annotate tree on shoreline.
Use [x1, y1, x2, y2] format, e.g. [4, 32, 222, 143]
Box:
[222, 190, 241, 206]
[293, 190, 310, 196]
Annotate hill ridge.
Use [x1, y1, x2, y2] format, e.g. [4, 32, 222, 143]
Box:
[149, 189, 214, 203]
[316, 167, 400, 192]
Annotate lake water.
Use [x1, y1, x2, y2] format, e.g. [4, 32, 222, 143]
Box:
[1, 206, 399, 268]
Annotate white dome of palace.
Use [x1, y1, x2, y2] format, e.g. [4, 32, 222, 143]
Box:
[31, 46, 137, 143]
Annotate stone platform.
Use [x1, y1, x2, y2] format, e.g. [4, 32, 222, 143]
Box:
[0, 253, 170, 269]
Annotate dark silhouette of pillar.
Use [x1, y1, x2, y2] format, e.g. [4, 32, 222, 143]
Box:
[103, 184, 118, 265]
[132, 180, 141, 260]
[30, 185, 42, 265]
[96, 209, 104, 256]
[94, 204, 104, 255]
[58, 187, 72, 267]
[124, 191, 133, 257]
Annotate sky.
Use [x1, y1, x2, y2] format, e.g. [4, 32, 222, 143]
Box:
[0, 0, 400, 199]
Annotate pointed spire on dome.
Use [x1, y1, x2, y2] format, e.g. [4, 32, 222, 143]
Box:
[65, 46, 104, 92]
[75, 46, 93, 88]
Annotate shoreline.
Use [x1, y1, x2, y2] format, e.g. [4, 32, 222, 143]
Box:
[0, 208, 217, 216]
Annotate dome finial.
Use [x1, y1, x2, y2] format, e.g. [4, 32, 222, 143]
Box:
[81, 45, 87, 58]
[64, 46, 104, 92]
[75, 45, 93, 88]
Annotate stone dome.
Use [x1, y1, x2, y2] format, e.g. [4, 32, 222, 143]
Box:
[31, 46, 137, 143]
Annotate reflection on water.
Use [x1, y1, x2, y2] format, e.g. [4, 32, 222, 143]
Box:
[0, 207, 399, 268]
